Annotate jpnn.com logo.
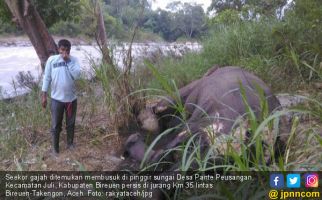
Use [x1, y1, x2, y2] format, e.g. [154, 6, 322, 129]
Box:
[270, 174, 284, 188]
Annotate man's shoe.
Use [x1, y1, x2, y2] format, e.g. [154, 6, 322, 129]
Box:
[50, 150, 59, 158]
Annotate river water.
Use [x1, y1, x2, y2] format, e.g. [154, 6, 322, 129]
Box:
[0, 42, 201, 98]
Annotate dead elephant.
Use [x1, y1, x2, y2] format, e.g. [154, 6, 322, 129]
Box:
[124, 66, 284, 165]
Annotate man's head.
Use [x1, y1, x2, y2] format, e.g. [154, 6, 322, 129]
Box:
[58, 39, 71, 61]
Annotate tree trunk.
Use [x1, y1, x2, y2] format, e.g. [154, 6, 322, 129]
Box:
[96, 1, 112, 65]
[5, 0, 58, 70]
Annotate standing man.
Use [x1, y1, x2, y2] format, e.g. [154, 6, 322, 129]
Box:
[41, 39, 81, 155]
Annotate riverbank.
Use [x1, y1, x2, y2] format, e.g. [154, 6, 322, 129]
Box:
[0, 35, 201, 47]
[0, 35, 93, 47]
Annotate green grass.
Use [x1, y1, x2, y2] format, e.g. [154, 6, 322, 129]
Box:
[138, 93, 321, 198]
[140, 15, 321, 93]
[0, 89, 50, 170]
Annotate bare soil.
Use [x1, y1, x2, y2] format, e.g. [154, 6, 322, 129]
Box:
[26, 128, 124, 171]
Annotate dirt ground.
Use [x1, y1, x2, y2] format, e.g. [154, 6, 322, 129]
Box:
[33, 129, 124, 171]
[25, 135, 124, 171]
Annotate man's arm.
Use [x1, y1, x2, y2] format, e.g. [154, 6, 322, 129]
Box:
[68, 57, 81, 80]
[41, 58, 52, 108]
[41, 92, 47, 108]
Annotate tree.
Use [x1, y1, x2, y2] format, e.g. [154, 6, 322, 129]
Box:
[208, 9, 241, 25]
[31, 0, 82, 27]
[176, 3, 206, 38]
[156, 10, 173, 40]
[104, 0, 150, 33]
[291, 0, 322, 24]
[166, 1, 182, 12]
[95, 0, 112, 65]
[208, 0, 243, 13]
[105, 0, 127, 18]
[4, 0, 57, 70]
[164, 2, 206, 40]
[0, 1, 12, 22]
[208, 0, 288, 18]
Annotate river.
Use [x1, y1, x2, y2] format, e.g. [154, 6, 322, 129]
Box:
[0, 42, 201, 98]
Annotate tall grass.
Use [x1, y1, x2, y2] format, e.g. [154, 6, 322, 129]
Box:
[144, 15, 321, 93]
[92, 60, 146, 132]
[0, 89, 50, 170]
[203, 17, 322, 91]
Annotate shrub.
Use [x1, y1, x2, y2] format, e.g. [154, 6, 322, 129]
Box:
[49, 21, 82, 37]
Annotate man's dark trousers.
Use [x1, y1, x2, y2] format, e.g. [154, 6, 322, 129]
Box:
[50, 98, 77, 153]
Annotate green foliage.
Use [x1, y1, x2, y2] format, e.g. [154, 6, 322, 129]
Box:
[120, 6, 140, 27]
[32, 0, 82, 27]
[145, 61, 182, 103]
[151, 10, 174, 41]
[0, 0, 208, 41]
[202, 9, 322, 90]
[103, 13, 125, 39]
[148, 3, 207, 41]
[208, 0, 288, 18]
[0, 90, 51, 167]
[174, 3, 207, 38]
[209, 9, 241, 25]
[208, 0, 244, 12]
[0, 1, 12, 22]
[48, 11, 125, 39]
[104, 0, 151, 31]
[291, 0, 322, 25]
[92, 55, 145, 132]
[203, 21, 275, 66]
[49, 21, 82, 37]
[144, 51, 212, 91]
[104, 0, 149, 17]
[132, 29, 163, 42]
[0, 20, 19, 35]
[0, 0, 83, 35]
